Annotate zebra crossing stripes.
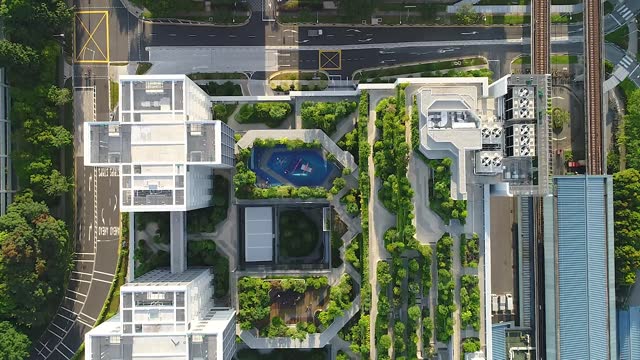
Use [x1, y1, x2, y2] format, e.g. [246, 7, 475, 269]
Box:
[617, 4, 634, 21]
[620, 55, 633, 68]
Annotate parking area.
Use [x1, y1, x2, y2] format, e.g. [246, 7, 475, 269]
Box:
[490, 196, 517, 322]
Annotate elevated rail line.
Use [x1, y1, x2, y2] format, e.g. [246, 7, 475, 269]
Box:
[584, 0, 604, 175]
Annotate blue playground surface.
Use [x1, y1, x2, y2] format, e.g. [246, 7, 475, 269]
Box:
[250, 145, 339, 187]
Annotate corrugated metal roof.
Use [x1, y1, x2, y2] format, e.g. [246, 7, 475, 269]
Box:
[556, 177, 611, 359]
[618, 306, 640, 360]
[492, 323, 509, 360]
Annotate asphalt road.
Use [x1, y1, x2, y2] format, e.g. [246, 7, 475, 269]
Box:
[30, 4, 121, 358]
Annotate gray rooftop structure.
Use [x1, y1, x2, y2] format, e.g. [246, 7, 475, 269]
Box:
[543, 175, 616, 360]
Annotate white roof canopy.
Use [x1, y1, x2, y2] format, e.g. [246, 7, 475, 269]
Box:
[244, 207, 273, 262]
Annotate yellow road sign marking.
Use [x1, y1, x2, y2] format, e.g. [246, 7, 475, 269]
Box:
[74, 10, 110, 63]
[319, 50, 341, 71]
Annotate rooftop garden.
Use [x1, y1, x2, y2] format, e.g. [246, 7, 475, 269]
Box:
[234, 138, 347, 200]
[236, 102, 292, 128]
[461, 233, 480, 268]
[301, 100, 358, 135]
[237, 275, 355, 339]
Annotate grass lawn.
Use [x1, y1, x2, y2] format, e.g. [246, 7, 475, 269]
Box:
[109, 80, 118, 110]
[355, 57, 486, 80]
[551, 12, 583, 23]
[606, 25, 629, 50]
[212, 103, 237, 123]
[513, 55, 579, 65]
[188, 72, 246, 80]
[136, 62, 152, 75]
[619, 78, 638, 101]
[485, 14, 530, 25]
[279, 210, 320, 258]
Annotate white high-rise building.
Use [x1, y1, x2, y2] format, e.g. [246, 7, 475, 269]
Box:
[84, 74, 235, 213]
[83, 75, 235, 273]
[85, 268, 236, 360]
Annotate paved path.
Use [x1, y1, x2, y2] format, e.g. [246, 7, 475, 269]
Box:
[366, 89, 397, 359]
[447, 4, 582, 14]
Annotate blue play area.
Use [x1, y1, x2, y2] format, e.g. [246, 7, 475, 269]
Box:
[250, 145, 339, 187]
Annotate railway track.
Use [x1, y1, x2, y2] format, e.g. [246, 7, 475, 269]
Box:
[584, 0, 604, 175]
[532, 0, 550, 74]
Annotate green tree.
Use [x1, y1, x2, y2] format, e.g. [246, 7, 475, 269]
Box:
[0, 321, 31, 360]
[1, 0, 73, 49]
[0, 191, 71, 329]
[456, 4, 481, 25]
[46, 85, 72, 106]
[613, 169, 640, 299]
[552, 108, 570, 132]
[0, 40, 39, 75]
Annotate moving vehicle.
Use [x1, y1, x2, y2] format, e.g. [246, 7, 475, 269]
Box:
[308, 29, 323, 37]
[506, 294, 514, 313]
[492, 295, 499, 313]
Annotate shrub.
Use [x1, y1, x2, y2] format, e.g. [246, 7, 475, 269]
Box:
[301, 100, 358, 135]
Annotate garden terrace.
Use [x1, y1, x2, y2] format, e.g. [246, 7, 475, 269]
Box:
[460, 275, 481, 331]
[234, 134, 358, 200]
[238, 203, 331, 270]
[461, 233, 480, 268]
[237, 275, 358, 345]
[236, 102, 293, 128]
[435, 233, 455, 343]
[301, 100, 358, 136]
[373, 85, 435, 359]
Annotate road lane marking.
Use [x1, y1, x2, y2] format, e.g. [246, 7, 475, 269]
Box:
[319, 50, 341, 70]
[93, 270, 115, 277]
[92, 277, 113, 284]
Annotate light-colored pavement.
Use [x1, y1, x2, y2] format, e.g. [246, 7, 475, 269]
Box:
[447, 4, 582, 14]
[367, 90, 396, 359]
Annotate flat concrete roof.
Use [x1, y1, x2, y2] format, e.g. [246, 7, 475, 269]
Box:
[244, 207, 273, 262]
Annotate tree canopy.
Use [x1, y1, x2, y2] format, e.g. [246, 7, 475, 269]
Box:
[0, 191, 71, 330]
[613, 169, 640, 299]
[0, 321, 31, 359]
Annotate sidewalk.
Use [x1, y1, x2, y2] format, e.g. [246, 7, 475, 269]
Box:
[446, 4, 582, 14]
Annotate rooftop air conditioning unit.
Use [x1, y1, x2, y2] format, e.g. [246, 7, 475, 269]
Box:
[482, 127, 492, 138]
[492, 127, 502, 138]
[519, 88, 530, 97]
[190, 151, 202, 162]
[481, 156, 492, 167]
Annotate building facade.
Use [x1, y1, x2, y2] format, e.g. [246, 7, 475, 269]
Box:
[543, 175, 617, 359]
[84, 75, 235, 213]
[85, 268, 236, 360]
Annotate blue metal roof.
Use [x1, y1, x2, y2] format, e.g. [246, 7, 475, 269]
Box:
[618, 307, 640, 360]
[555, 176, 612, 359]
[492, 323, 509, 360]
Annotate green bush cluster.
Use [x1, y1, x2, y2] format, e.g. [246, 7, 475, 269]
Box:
[340, 188, 360, 216]
[136, 212, 170, 244]
[612, 169, 640, 301]
[462, 337, 481, 354]
[355, 91, 372, 358]
[435, 234, 455, 343]
[330, 176, 347, 194]
[460, 275, 481, 331]
[373, 90, 413, 214]
[338, 312, 370, 356]
[236, 102, 292, 127]
[134, 240, 170, 277]
[317, 275, 354, 327]
[345, 236, 361, 270]
[374, 86, 434, 359]
[253, 137, 322, 149]
[301, 100, 358, 135]
[212, 103, 238, 123]
[239, 276, 330, 333]
[461, 233, 480, 268]
[187, 175, 230, 233]
[186, 240, 229, 298]
[416, 154, 468, 224]
[200, 81, 242, 96]
[337, 128, 359, 164]
[357, 57, 486, 80]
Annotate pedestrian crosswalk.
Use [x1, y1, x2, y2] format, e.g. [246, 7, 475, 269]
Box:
[617, 4, 635, 22]
[620, 55, 634, 68]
